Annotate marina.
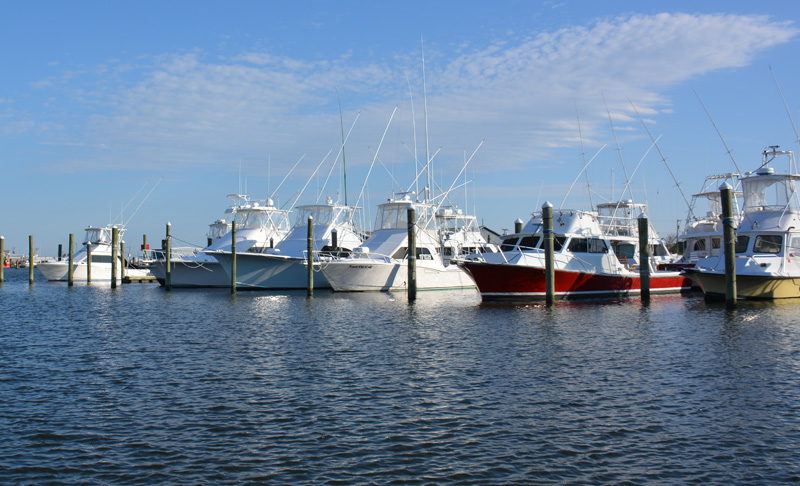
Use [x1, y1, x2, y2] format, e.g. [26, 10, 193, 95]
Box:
[4, 3, 800, 483]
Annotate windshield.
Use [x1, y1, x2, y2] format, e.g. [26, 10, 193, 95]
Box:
[743, 176, 800, 212]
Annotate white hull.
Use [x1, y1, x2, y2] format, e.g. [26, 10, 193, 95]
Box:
[37, 261, 121, 281]
[150, 259, 230, 288]
[321, 259, 475, 292]
[214, 252, 331, 289]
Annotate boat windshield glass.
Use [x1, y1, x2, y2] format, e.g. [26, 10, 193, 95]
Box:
[236, 211, 287, 229]
[85, 228, 112, 244]
[207, 222, 229, 240]
[753, 235, 782, 254]
[294, 206, 349, 227]
[375, 205, 409, 230]
[735, 235, 750, 253]
[743, 177, 800, 212]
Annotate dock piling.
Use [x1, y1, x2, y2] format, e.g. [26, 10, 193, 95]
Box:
[165, 223, 172, 291]
[721, 182, 737, 306]
[68, 233, 74, 286]
[120, 241, 126, 283]
[408, 208, 417, 302]
[58, 244, 62, 262]
[86, 242, 92, 284]
[637, 213, 651, 303]
[306, 216, 313, 297]
[28, 235, 34, 285]
[543, 202, 555, 306]
[231, 221, 237, 294]
[0, 236, 4, 283]
[111, 227, 119, 289]
[514, 218, 523, 234]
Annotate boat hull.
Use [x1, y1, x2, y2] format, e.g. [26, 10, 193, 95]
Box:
[460, 261, 692, 301]
[321, 259, 475, 292]
[149, 259, 230, 288]
[213, 252, 331, 289]
[683, 269, 800, 300]
[37, 261, 120, 281]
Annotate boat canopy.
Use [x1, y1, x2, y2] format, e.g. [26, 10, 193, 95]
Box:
[374, 199, 433, 231]
[741, 172, 800, 213]
[293, 204, 356, 227]
[83, 226, 123, 245]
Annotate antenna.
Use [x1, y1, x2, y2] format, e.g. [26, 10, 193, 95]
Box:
[574, 100, 594, 209]
[560, 145, 607, 209]
[628, 99, 693, 216]
[287, 149, 334, 210]
[421, 37, 432, 201]
[602, 92, 634, 203]
[692, 88, 742, 174]
[336, 89, 349, 205]
[406, 75, 420, 197]
[770, 65, 800, 171]
[317, 111, 361, 203]
[270, 154, 306, 200]
[354, 107, 398, 210]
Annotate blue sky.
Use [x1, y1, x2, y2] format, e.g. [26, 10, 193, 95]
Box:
[2, 1, 800, 255]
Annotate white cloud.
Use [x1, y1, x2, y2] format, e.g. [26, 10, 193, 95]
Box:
[27, 13, 798, 178]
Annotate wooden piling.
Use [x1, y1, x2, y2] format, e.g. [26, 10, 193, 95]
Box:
[230, 221, 237, 294]
[86, 242, 92, 284]
[331, 228, 338, 252]
[28, 235, 34, 285]
[542, 202, 555, 306]
[306, 216, 314, 297]
[407, 208, 417, 301]
[637, 213, 651, 303]
[111, 227, 119, 289]
[68, 233, 74, 287]
[514, 218, 523, 234]
[58, 244, 63, 262]
[0, 236, 4, 283]
[165, 223, 172, 291]
[120, 240, 126, 283]
[721, 182, 737, 306]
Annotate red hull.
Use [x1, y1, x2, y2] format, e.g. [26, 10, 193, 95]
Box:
[461, 261, 692, 300]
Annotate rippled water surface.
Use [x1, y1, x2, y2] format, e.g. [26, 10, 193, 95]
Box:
[2, 268, 800, 483]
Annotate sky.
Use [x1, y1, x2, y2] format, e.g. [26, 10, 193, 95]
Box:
[2, 1, 800, 255]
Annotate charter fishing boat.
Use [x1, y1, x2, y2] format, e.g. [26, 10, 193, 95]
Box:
[683, 147, 800, 299]
[37, 225, 128, 281]
[318, 195, 494, 292]
[666, 173, 741, 270]
[150, 194, 291, 288]
[209, 198, 362, 289]
[457, 200, 691, 301]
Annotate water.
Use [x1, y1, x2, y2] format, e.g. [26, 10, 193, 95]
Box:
[2, 268, 800, 483]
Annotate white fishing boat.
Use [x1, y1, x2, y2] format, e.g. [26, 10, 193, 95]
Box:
[210, 198, 362, 289]
[684, 147, 800, 299]
[458, 200, 691, 301]
[38, 225, 128, 281]
[150, 194, 291, 288]
[667, 173, 741, 270]
[318, 195, 493, 292]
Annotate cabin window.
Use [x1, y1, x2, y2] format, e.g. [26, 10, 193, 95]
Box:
[735, 235, 750, 253]
[553, 236, 567, 252]
[693, 239, 706, 251]
[650, 244, 669, 257]
[500, 237, 518, 251]
[613, 242, 636, 260]
[753, 235, 782, 254]
[89, 255, 114, 264]
[392, 247, 408, 259]
[568, 238, 588, 253]
[588, 238, 608, 253]
[711, 238, 720, 249]
[518, 236, 540, 250]
[416, 247, 434, 260]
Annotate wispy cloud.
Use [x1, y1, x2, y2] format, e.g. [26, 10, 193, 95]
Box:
[18, 13, 798, 176]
